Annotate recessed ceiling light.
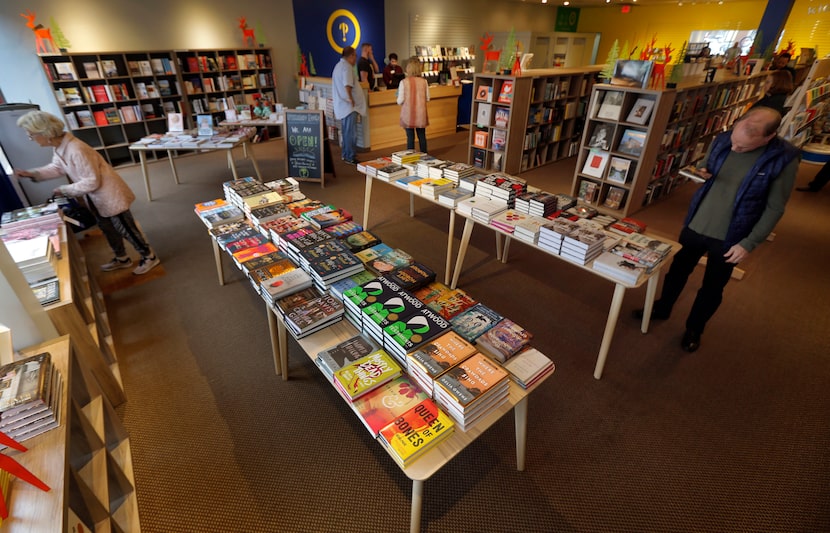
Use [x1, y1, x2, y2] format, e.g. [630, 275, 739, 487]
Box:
[542, 0, 548, 3]
[564, 1, 569, 5]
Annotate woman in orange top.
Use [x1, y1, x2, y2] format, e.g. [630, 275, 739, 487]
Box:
[397, 57, 430, 153]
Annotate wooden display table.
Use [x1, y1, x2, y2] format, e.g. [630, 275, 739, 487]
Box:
[449, 211, 680, 379]
[129, 135, 262, 201]
[264, 310, 549, 533]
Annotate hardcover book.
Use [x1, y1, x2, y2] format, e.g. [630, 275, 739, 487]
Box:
[449, 303, 503, 342]
[0, 352, 52, 416]
[497, 81, 514, 104]
[407, 331, 477, 379]
[626, 97, 656, 125]
[332, 350, 402, 401]
[352, 375, 430, 436]
[387, 262, 437, 291]
[475, 318, 533, 363]
[343, 231, 381, 252]
[581, 149, 609, 178]
[260, 268, 313, 302]
[371, 248, 414, 274]
[285, 293, 344, 334]
[607, 157, 633, 184]
[617, 129, 647, 157]
[378, 399, 455, 467]
[596, 90, 624, 120]
[433, 352, 509, 409]
[316, 334, 379, 378]
[384, 307, 452, 352]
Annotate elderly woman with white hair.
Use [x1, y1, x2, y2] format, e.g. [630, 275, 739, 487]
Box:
[14, 110, 160, 275]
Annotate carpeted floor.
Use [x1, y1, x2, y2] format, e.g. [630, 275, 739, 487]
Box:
[84, 131, 830, 532]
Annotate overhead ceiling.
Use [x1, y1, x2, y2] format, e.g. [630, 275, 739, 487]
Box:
[515, 0, 736, 5]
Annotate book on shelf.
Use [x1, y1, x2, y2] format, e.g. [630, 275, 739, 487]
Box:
[581, 148, 609, 178]
[332, 349, 402, 402]
[497, 81, 514, 104]
[473, 130, 489, 149]
[82, 61, 101, 79]
[0, 352, 51, 417]
[491, 129, 507, 151]
[603, 186, 626, 210]
[100, 59, 118, 77]
[472, 148, 486, 168]
[596, 90, 624, 120]
[578, 180, 600, 204]
[626, 96, 655, 125]
[378, 398, 455, 467]
[587, 123, 613, 151]
[352, 375, 430, 436]
[475, 84, 493, 102]
[493, 107, 510, 128]
[678, 165, 711, 183]
[54, 62, 77, 80]
[617, 128, 646, 157]
[476, 103, 492, 127]
[607, 156, 633, 184]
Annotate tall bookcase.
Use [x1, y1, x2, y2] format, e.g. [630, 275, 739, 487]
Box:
[413, 46, 476, 81]
[39, 48, 278, 167]
[572, 72, 767, 216]
[780, 57, 830, 147]
[469, 67, 600, 175]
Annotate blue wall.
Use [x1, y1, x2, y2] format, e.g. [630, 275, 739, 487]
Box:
[292, 0, 386, 77]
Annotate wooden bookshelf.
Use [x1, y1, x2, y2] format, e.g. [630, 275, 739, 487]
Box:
[469, 67, 601, 175]
[412, 46, 476, 81]
[780, 57, 830, 147]
[39, 48, 278, 167]
[4, 335, 141, 532]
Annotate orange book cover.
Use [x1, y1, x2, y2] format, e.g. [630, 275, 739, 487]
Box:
[379, 399, 455, 464]
[232, 242, 279, 264]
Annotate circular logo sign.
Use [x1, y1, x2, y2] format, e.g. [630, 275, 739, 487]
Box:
[327, 9, 361, 54]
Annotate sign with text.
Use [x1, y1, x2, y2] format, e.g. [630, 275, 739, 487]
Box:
[555, 7, 580, 32]
[284, 109, 324, 182]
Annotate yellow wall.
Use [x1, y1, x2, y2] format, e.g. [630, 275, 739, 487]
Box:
[579, 1, 766, 63]
[781, 0, 830, 57]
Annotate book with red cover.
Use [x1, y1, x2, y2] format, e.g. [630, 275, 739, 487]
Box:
[351, 375, 429, 436]
[378, 398, 455, 467]
[93, 110, 108, 126]
[91, 85, 110, 103]
[232, 242, 279, 264]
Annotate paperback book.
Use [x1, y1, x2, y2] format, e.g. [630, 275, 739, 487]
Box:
[332, 349, 402, 402]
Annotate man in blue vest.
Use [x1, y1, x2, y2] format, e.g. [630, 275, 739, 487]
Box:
[635, 106, 799, 352]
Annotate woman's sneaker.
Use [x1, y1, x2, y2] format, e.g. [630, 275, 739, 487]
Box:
[101, 257, 133, 271]
[133, 255, 160, 275]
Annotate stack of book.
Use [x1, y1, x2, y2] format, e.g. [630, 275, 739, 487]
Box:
[502, 347, 555, 389]
[240, 190, 284, 214]
[475, 173, 527, 208]
[528, 192, 559, 217]
[329, 270, 376, 305]
[609, 233, 673, 273]
[608, 217, 647, 236]
[280, 228, 333, 263]
[470, 197, 509, 224]
[299, 240, 364, 292]
[537, 218, 579, 255]
[419, 178, 455, 199]
[357, 157, 392, 177]
[449, 303, 503, 343]
[443, 163, 476, 184]
[433, 352, 510, 431]
[223, 178, 272, 210]
[264, 177, 301, 196]
[4, 234, 59, 287]
[553, 193, 577, 212]
[369, 248, 414, 276]
[195, 200, 245, 229]
[351, 374, 430, 436]
[0, 352, 63, 443]
[489, 209, 527, 234]
[315, 334, 379, 381]
[560, 225, 608, 265]
[324, 220, 364, 239]
[383, 307, 452, 368]
[259, 265, 313, 302]
[246, 252, 295, 290]
[332, 349, 402, 402]
[249, 203, 291, 227]
[428, 162, 452, 179]
[375, 164, 409, 182]
[342, 230, 381, 253]
[438, 188, 473, 208]
[591, 251, 647, 284]
[475, 318, 533, 363]
[266, 215, 311, 247]
[512, 214, 549, 245]
[353, 243, 393, 267]
[406, 330, 477, 395]
[416, 157, 445, 178]
[391, 150, 425, 165]
[276, 287, 344, 338]
[303, 206, 353, 230]
[378, 398, 455, 467]
[416, 283, 477, 320]
[459, 173, 484, 193]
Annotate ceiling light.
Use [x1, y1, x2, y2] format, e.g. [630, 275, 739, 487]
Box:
[542, 0, 548, 3]
[564, 1, 569, 5]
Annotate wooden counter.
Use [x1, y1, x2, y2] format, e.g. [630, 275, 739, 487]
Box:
[366, 84, 462, 151]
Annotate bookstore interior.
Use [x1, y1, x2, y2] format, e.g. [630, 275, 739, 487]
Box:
[0, 1, 829, 531]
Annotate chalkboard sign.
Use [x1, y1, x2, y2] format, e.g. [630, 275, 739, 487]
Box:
[284, 109, 324, 184]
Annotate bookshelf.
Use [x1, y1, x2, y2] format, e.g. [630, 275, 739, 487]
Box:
[5, 335, 141, 532]
[39, 48, 278, 167]
[780, 57, 830, 147]
[413, 46, 476, 82]
[469, 67, 601, 175]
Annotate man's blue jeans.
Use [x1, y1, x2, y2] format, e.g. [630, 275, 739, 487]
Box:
[341, 111, 358, 161]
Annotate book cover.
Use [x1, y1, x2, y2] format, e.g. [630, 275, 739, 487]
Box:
[285, 294, 344, 333]
[617, 129, 647, 157]
[332, 350, 402, 401]
[611, 59, 654, 89]
[596, 90, 624, 120]
[426, 289, 477, 320]
[343, 231, 381, 252]
[324, 220, 364, 239]
[491, 129, 507, 151]
[248, 257, 296, 285]
[384, 307, 452, 352]
[371, 249, 414, 274]
[607, 157, 633, 184]
[355, 243, 393, 264]
[0, 352, 52, 415]
[276, 287, 323, 315]
[449, 303, 503, 342]
[434, 352, 509, 408]
[316, 334, 379, 377]
[502, 347, 555, 388]
[473, 130, 489, 149]
[587, 123, 613, 151]
[497, 81, 514, 104]
[476, 103, 492, 127]
[475, 84, 493, 102]
[352, 375, 430, 436]
[387, 262, 436, 291]
[197, 114, 213, 136]
[167, 112, 184, 132]
[581, 149, 609, 178]
[475, 318, 533, 363]
[260, 268, 313, 301]
[626, 97, 656, 125]
[408, 331, 477, 378]
[493, 107, 510, 128]
[232, 242, 279, 264]
[378, 399, 455, 466]
[603, 187, 626, 210]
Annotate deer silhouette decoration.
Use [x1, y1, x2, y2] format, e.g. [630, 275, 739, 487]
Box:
[238, 17, 256, 47]
[21, 10, 56, 54]
[479, 33, 501, 74]
[651, 44, 673, 89]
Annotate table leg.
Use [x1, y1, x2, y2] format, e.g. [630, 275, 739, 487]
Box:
[247, 143, 263, 180]
[211, 239, 225, 286]
[278, 314, 288, 381]
[410, 479, 424, 533]
[450, 218, 475, 290]
[167, 151, 179, 185]
[138, 151, 152, 201]
[594, 283, 626, 380]
[363, 174, 373, 230]
[266, 302, 281, 376]
[445, 210, 455, 285]
[514, 396, 528, 471]
[495, 232, 503, 260]
[502, 236, 512, 264]
[409, 193, 415, 217]
[228, 149, 240, 180]
[641, 273, 659, 334]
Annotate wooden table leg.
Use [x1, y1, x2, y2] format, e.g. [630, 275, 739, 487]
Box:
[501, 236, 512, 264]
[444, 210, 455, 285]
[266, 302, 281, 376]
[410, 479, 424, 533]
[450, 218, 475, 290]
[278, 313, 288, 381]
[409, 193, 415, 217]
[167, 150, 179, 185]
[495, 232, 503, 260]
[228, 149, 240, 180]
[138, 151, 152, 201]
[247, 143, 263, 180]
[641, 273, 659, 334]
[363, 174, 373, 229]
[515, 396, 528, 471]
[211, 239, 225, 286]
[594, 283, 626, 380]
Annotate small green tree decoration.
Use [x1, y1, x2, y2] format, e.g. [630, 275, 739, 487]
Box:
[49, 17, 70, 51]
[308, 52, 317, 76]
[600, 39, 620, 81]
[499, 28, 517, 73]
[668, 41, 687, 87]
[255, 21, 266, 46]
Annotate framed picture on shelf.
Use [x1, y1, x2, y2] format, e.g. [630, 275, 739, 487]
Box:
[610, 60, 654, 89]
[625, 97, 655, 125]
[617, 129, 647, 157]
[581, 148, 609, 178]
[588, 123, 613, 150]
[607, 157, 632, 184]
[596, 90, 624, 120]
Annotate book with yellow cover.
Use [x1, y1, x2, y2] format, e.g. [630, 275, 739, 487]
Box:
[351, 375, 429, 436]
[332, 349, 402, 401]
[379, 398, 455, 467]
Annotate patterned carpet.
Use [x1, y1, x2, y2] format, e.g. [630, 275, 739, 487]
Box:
[83, 134, 830, 532]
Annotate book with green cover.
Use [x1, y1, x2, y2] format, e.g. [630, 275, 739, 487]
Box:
[332, 349, 402, 401]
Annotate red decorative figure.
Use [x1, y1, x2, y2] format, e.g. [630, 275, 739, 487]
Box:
[651, 44, 673, 89]
[238, 17, 256, 47]
[0, 432, 50, 519]
[20, 10, 56, 54]
[480, 33, 501, 74]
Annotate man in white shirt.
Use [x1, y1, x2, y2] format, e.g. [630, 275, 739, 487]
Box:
[331, 46, 366, 165]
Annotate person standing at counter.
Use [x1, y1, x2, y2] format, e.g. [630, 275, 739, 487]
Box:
[383, 53, 404, 89]
[397, 57, 430, 153]
[332, 46, 366, 165]
[358, 43, 380, 91]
